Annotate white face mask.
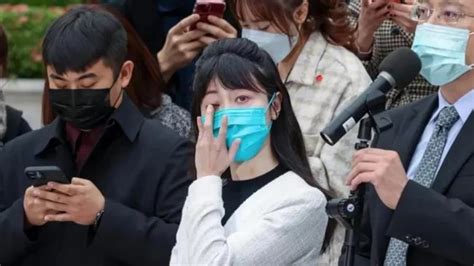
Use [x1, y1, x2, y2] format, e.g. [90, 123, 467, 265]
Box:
[242, 28, 298, 63]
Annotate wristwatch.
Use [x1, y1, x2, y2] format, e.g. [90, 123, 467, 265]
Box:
[93, 209, 105, 231]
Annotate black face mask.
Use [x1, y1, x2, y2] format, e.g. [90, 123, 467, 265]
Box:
[49, 86, 119, 130]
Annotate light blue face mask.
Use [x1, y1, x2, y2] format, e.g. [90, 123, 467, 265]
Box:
[209, 94, 277, 163]
[242, 28, 297, 63]
[412, 23, 474, 86]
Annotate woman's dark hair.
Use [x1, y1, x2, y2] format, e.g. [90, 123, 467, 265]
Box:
[191, 38, 335, 251]
[0, 25, 7, 78]
[230, 0, 356, 52]
[42, 4, 165, 125]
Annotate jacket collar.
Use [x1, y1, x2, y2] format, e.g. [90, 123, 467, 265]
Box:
[286, 32, 328, 86]
[34, 93, 144, 156]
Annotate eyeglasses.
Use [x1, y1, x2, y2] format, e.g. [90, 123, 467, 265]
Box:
[411, 4, 474, 24]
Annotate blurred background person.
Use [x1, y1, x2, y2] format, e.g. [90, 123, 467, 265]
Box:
[42, 4, 193, 139]
[230, 0, 371, 263]
[349, 0, 438, 108]
[0, 25, 31, 147]
[172, 38, 332, 265]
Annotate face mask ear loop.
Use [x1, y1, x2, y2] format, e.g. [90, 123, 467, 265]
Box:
[468, 33, 474, 68]
[265, 93, 278, 113]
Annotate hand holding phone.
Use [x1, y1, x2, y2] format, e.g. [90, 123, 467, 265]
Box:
[25, 166, 69, 187]
[190, 0, 226, 31]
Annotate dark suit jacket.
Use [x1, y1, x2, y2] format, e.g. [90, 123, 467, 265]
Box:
[347, 94, 474, 266]
[1, 105, 32, 144]
[0, 94, 193, 266]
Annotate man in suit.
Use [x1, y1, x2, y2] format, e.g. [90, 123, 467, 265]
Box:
[0, 7, 192, 266]
[343, 0, 474, 265]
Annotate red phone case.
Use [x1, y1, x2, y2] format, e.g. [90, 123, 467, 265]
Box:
[190, 2, 226, 30]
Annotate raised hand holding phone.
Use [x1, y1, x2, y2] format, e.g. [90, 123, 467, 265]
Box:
[192, 0, 238, 45]
[157, 14, 208, 82]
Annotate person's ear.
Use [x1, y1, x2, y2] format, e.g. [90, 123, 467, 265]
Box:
[270, 92, 283, 120]
[467, 32, 474, 65]
[119, 60, 134, 88]
[293, 0, 309, 26]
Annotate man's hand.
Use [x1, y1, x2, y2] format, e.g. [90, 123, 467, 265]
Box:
[34, 178, 105, 225]
[346, 148, 408, 209]
[23, 186, 61, 226]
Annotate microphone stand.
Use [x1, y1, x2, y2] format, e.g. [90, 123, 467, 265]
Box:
[326, 90, 393, 266]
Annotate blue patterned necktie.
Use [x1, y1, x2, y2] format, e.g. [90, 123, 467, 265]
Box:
[384, 106, 460, 266]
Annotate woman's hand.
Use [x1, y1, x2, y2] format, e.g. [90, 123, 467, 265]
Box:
[357, 0, 390, 53]
[195, 105, 240, 178]
[389, 0, 418, 33]
[196, 15, 238, 45]
[157, 14, 207, 82]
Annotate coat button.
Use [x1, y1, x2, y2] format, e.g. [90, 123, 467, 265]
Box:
[391, 27, 401, 36]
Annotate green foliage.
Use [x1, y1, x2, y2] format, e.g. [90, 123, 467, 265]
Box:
[0, 0, 81, 7]
[0, 6, 64, 78]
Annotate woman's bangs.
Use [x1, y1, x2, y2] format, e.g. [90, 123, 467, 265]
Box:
[213, 54, 267, 94]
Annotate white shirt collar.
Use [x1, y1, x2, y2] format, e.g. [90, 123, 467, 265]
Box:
[431, 89, 474, 125]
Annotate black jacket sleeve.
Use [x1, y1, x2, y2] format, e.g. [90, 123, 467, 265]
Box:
[0, 145, 36, 264]
[386, 180, 474, 264]
[90, 138, 194, 265]
[3, 105, 32, 144]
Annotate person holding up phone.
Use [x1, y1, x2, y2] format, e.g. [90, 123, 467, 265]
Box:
[157, 0, 237, 82]
[0, 7, 193, 266]
[349, 0, 438, 108]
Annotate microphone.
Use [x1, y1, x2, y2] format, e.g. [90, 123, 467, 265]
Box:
[320, 48, 421, 146]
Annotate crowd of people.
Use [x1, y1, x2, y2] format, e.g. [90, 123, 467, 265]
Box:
[0, 0, 473, 265]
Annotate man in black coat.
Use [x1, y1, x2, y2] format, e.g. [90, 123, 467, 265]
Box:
[341, 0, 474, 265]
[0, 7, 193, 266]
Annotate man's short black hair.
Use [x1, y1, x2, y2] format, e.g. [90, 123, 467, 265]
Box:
[42, 6, 127, 76]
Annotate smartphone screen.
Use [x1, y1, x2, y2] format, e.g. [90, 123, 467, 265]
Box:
[190, 1, 226, 30]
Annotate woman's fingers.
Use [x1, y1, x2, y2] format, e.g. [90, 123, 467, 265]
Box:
[228, 139, 241, 163]
[199, 36, 218, 46]
[180, 29, 207, 43]
[203, 105, 215, 138]
[217, 116, 228, 146]
[169, 14, 200, 35]
[207, 16, 238, 36]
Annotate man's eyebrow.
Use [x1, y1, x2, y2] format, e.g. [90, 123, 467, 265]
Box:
[49, 73, 66, 81]
[77, 73, 98, 81]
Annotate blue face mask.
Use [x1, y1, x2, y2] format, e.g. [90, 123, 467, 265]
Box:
[242, 28, 297, 63]
[209, 94, 277, 163]
[412, 23, 474, 86]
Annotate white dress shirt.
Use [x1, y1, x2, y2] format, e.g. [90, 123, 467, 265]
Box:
[407, 89, 474, 179]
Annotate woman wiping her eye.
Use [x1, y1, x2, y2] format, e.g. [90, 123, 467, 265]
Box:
[170, 38, 333, 265]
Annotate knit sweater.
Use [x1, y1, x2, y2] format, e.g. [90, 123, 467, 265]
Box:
[171, 171, 329, 265]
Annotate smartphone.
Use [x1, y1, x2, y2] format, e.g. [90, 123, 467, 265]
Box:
[190, 2, 226, 31]
[25, 166, 70, 187]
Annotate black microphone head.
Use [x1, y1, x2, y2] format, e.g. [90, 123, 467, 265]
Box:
[379, 47, 421, 89]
